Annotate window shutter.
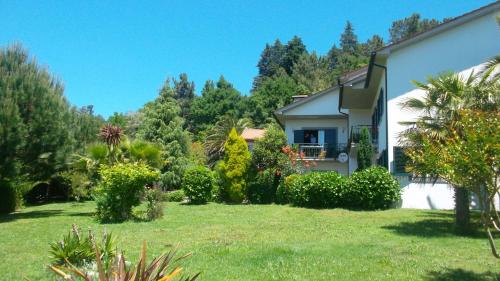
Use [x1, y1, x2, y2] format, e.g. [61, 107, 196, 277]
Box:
[293, 130, 304, 143]
[393, 147, 409, 174]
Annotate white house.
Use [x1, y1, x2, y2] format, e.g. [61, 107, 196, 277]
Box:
[275, 2, 500, 209]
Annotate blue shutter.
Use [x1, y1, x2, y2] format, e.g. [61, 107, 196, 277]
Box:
[324, 129, 337, 158]
[293, 130, 304, 143]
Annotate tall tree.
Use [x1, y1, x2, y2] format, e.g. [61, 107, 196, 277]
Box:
[137, 89, 191, 190]
[159, 73, 196, 128]
[340, 21, 358, 54]
[189, 76, 244, 134]
[253, 39, 286, 89]
[389, 13, 442, 43]
[291, 52, 332, 94]
[0, 45, 74, 182]
[248, 70, 301, 125]
[282, 36, 307, 75]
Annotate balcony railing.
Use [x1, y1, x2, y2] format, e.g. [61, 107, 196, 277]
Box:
[295, 143, 348, 160]
[349, 125, 378, 146]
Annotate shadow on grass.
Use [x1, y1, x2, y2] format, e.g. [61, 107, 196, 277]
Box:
[0, 209, 94, 223]
[382, 211, 483, 239]
[426, 268, 499, 281]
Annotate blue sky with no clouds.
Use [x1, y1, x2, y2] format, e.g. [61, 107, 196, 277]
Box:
[0, 0, 493, 117]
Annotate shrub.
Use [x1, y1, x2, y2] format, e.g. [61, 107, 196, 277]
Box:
[217, 128, 251, 203]
[0, 180, 16, 214]
[50, 240, 200, 281]
[49, 224, 115, 268]
[247, 169, 279, 204]
[276, 174, 300, 204]
[94, 163, 160, 222]
[357, 127, 373, 171]
[288, 172, 350, 208]
[349, 166, 401, 209]
[163, 189, 185, 202]
[182, 165, 215, 204]
[60, 171, 93, 201]
[144, 187, 164, 220]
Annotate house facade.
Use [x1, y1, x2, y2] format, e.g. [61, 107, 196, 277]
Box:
[275, 2, 500, 209]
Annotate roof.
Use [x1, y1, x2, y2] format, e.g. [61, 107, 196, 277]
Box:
[339, 66, 368, 84]
[241, 128, 266, 141]
[377, 1, 500, 55]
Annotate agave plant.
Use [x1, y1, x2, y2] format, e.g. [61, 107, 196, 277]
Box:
[50, 241, 200, 281]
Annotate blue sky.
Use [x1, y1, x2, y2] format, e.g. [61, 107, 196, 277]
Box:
[0, 0, 492, 118]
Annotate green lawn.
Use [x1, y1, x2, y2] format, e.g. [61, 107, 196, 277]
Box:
[0, 202, 498, 281]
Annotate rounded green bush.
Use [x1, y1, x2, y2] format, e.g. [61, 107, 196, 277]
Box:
[288, 172, 349, 208]
[0, 180, 16, 214]
[94, 163, 160, 222]
[182, 165, 215, 204]
[247, 169, 279, 204]
[349, 166, 401, 210]
[276, 174, 300, 204]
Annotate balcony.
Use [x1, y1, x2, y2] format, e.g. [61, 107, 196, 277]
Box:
[349, 125, 378, 145]
[295, 143, 348, 160]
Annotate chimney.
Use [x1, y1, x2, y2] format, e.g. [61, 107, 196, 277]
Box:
[292, 95, 308, 102]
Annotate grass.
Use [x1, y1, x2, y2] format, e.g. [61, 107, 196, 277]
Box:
[0, 202, 498, 281]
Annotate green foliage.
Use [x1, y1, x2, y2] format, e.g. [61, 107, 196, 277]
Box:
[248, 72, 300, 125]
[288, 172, 350, 208]
[217, 128, 251, 203]
[49, 224, 115, 268]
[349, 166, 401, 210]
[0, 45, 74, 182]
[247, 169, 280, 204]
[127, 140, 162, 168]
[389, 13, 443, 43]
[276, 174, 300, 204]
[189, 77, 245, 134]
[203, 116, 252, 166]
[163, 189, 186, 202]
[251, 123, 289, 172]
[356, 127, 373, 171]
[50, 240, 200, 281]
[144, 187, 164, 220]
[182, 165, 215, 204]
[59, 171, 92, 201]
[94, 163, 160, 222]
[0, 180, 16, 214]
[137, 93, 190, 190]
[340, 21, 358, 54]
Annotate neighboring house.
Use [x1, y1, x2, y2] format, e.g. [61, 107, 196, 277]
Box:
[275, 2, 500, 209]
[241, 128, 266, 151]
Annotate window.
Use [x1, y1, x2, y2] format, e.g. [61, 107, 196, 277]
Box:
[377, 149, 388, 169]
[393, 146, 409, 174]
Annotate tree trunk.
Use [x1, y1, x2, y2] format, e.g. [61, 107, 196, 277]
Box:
[454, 187, 470, 233]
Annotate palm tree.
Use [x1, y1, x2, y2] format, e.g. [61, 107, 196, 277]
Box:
[203, 116, 253, 167]
[399, 58, 499, 232]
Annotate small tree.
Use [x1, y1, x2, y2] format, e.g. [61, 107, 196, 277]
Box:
[217, 128, 251, 203]
[356, 127, 373, 171]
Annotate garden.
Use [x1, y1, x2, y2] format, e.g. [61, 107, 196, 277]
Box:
[0, 25, 499, 279]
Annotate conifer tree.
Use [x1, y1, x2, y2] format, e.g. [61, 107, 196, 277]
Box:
[218, 128, 251, 203]
[356, 127, 373, 171]
[340, 21, 358, 54]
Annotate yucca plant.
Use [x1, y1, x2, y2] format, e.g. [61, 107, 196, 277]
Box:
[50, 241, 200, 281]
[49, 224, 115, 268]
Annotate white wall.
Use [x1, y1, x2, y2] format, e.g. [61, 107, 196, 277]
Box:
[386, 12, 500, 172]
[285, 88, 342, 115]
[384, 11, 500, 209]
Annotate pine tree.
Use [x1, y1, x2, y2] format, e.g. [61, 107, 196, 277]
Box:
[291, 52, 332, 93]
[357, 127, 373, 171]
[0, 45, 74, 181]
[217, 128, 251, 203]
[137, 91, 191, 190]
[340, 21, 358, 54]
[282, 36, 307, 75]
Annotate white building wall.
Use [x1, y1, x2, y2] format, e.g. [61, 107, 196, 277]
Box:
[385, 11, 500, 209]
[285, 88, 341, 115]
